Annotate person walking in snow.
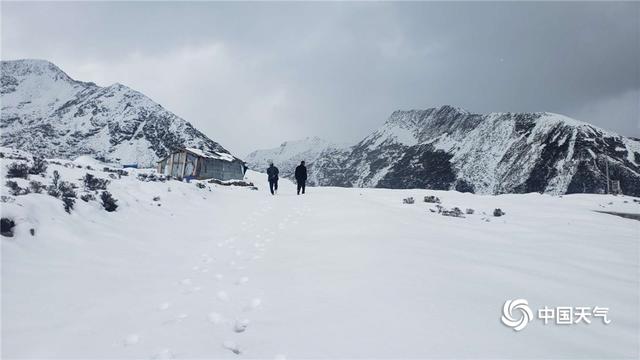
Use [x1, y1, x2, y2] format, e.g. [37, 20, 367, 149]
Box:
[267, 162, 279, 195]
[295, 161, 307, 195]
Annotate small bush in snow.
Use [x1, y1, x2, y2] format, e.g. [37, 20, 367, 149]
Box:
[58, 181, 77, 213]
[6, 180, 29, 196]
[83, 173, 110, 191]
[103, 167, 129, 177]
[153, 196, 161, 201]
[465, 208, 475, 215]
[80, 193, 96, 202]
[58, 181, 76, 198]
[62, 196, 75, 213]
[29, 180, 45, 194]
[1, 195, 15, 203]
[493, 208, 506, 217]
[52, 170, 60, 187]
[100, 191, 118, 212]
[207, 179, 255, 187]
[441, 207, 464, 218]
[403, 197, 415, 204]
[424, 195, 441, 204]
[6, 163, 29, 179]
[28, 157, 48, 175]
[137, 173, 165, 182]
[1, 218, 16, 237]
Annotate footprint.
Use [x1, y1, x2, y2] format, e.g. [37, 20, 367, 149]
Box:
[217, 291, 229, 302]
[234, 319, 250, 333]
[274, 354, 287, 360]
[180, 278, 192, 286]
[161, 313, 188, 325]
[158, 302, 170, 311]
[192, 266, 200, 271]
[208, 312, 224, 324]
[124, 334, 139, 346]
[235, 276, 249, 285]
[244, 298, 261, 311]
[215, 273, 224, 280]
[222, 340, 241, 355]
[151, 348, 175, 359]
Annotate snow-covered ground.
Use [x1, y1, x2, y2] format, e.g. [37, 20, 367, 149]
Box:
[1, 151, 639, 359]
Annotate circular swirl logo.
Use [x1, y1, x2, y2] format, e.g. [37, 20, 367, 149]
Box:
[501, 298, 533, 331]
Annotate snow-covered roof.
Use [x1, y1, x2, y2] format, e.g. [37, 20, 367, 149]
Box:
[157, 147, 239, 163]
[184, 147, 238, 162]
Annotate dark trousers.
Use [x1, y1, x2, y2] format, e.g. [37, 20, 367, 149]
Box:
[297, 180, 306, 195]
[269, 180, 278, 195]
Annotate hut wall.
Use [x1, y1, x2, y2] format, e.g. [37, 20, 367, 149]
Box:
[221, 161, 245, 180]
[170, 151, 186, 177]
[184, 153, 198, 178]
[157, 158, 169, 175]
[198, 158, 244, 180]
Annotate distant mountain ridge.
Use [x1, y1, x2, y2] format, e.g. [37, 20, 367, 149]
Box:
[245, 136, 339, 182]
[252, 106, 640, 196]
[1, 59, 239, 166]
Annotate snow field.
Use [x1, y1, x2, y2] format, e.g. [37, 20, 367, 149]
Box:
[1, 156, 639, 358]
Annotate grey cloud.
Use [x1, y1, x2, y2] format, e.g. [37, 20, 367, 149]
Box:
[2, 1, 638, 156]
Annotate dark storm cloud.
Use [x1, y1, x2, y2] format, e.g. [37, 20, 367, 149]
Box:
[2, 1, 638, 156]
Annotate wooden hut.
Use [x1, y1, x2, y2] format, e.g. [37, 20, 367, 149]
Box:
[156, 148, 245, 181]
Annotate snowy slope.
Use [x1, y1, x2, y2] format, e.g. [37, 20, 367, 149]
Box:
[244, 137, 338, 184]
[0, 59, 240, 166]
[309, 106, 640, 196]
[2, 148, 639, 358]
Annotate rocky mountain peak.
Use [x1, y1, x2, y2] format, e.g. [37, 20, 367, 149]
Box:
[1, 59, 240, 166]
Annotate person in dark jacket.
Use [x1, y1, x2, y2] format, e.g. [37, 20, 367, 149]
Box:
[295, 161, 307, 195]
[266, 163, 279, 195]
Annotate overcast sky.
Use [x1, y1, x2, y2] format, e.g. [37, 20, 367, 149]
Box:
[2, 1, 638, 156]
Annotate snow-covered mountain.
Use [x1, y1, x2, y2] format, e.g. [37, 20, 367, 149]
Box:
[308, 106, 640, 196]
[0, 59, 239, 166]
[245, 136, 338, 183]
